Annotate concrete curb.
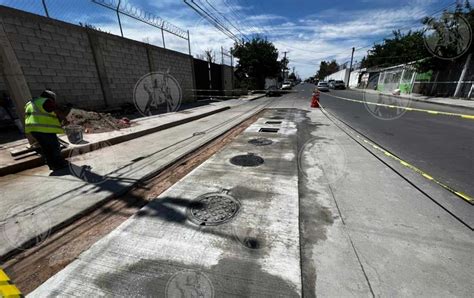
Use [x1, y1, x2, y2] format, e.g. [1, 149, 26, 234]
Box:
[242, 94, 267, 102]
[0, 106, 230, 177]
[0, 102, 268, 261]
[351, 88, 474, 111]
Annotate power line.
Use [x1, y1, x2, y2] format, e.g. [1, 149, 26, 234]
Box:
[203, 0, 249, 41]
[184, 0, 242, 43]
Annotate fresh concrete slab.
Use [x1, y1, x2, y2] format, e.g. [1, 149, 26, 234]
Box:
[0, 104, 228, 176]
[269, 89, 474, 297]
[30, 109, 301, 297]
[9, 86, 474, 296]
[0, 97, 271, 258]
[0, 94, 266, 176]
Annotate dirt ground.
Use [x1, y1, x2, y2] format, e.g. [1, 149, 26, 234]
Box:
[1, 111, 264, 294]
[66, 108, 132, 134]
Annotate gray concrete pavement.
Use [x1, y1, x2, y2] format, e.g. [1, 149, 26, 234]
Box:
[320, 88, 474, 206]
[0, 94, 265, 176]
[0, 97, 271, 258]
[29, 85, 474, 296]
[31, 109, 302, 297]
[299, 109, 473, 296]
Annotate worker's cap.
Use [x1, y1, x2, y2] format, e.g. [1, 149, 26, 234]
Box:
[41, 89, 57, 101]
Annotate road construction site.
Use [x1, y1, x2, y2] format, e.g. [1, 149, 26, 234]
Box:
[1, 84, 473, 297]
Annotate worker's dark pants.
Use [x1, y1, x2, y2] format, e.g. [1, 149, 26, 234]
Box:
[30, 132, 67, 170]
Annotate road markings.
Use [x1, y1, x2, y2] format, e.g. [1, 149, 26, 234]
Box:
[324, 93, 474, 120]
[358, 129, 473, 204]
[359, 131, 473, 204]
[320, 106, 473, 205]
[0, 269, 21, 297]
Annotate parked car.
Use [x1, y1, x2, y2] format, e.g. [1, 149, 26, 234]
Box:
[266, 85, 281, 97]
[281, 81, 292, 90]
[317, 81, 329, 92]
[329, 80, 346, 90]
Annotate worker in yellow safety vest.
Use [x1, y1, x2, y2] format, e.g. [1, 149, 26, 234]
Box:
[24, 89, 69, 171]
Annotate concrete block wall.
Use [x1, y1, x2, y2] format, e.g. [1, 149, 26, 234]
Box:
[221, 65, 234, 96]
[0, 5, 196, 111]
[0, 6, 104, 108]
[148, 47, 195, 103]
[95, 33, 150, 106]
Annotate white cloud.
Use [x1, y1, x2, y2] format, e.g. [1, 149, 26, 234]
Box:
[86, 0, 442, 79]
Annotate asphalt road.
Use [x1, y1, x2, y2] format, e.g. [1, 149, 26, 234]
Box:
[293, 83, 473, 203]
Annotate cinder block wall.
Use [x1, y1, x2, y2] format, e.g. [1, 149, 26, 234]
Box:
[221, 65, 234, 96]
[148, 47, 195, 103]
[0, 5, 196, 110]
[0, 6, 103, 107]
[94, 32, 151, 106]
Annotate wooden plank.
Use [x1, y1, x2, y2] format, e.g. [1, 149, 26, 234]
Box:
[0, 19, 33, 145]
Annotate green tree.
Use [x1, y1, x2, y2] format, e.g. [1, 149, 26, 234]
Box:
[360, 1, 473, 72]
[316, 60, 339, 80]
[360, 30, 428, 69]
[232, 37, 282, 89]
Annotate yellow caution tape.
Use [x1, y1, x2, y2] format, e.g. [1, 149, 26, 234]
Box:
[324, 93, 474, 120]
[356, 134, 472, 204]
[319, 105, 473, 205]
[0, 269, 21, 298]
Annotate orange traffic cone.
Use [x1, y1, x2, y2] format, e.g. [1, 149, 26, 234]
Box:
[311, 91, 320, 108]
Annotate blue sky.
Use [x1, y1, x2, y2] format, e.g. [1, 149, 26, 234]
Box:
[0, 0, 466, 78]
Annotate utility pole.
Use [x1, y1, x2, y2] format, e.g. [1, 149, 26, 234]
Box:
[454, 53, 471, 98]
[282, 51, 289, 80]
[347, 47, 355, 88]
[221, 46, 224, 65]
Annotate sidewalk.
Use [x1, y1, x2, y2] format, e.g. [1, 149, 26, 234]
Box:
[29, 94, 474, 296]
[31, 109, 302, 297]
[0, 94, 264, 176]
[0, 96, 270, 258]
[355, 88, 474, 110]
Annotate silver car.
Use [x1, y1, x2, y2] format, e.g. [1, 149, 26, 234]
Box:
[317, 81, 329, 92]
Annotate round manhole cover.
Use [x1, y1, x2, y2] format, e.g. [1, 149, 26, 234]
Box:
[230, 153, 264, 167]
[248, 138, 273, 146]
[187, 193, 241, 226]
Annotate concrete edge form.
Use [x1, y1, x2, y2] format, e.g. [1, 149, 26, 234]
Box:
[0, 106, 230, 177]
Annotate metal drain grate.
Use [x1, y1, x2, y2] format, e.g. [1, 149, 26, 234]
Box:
[248, 138, 273, 146]
[265, 121, 282, 125]
[259, 128, 279, 133]
[187, 192, 241, 226]
[230, 153, 264, 167]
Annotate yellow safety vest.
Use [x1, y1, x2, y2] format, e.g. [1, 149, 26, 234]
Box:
[24, 97, 64, 134]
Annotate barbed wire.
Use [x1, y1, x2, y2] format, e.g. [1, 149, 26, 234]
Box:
[92, 0, 189, 40]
